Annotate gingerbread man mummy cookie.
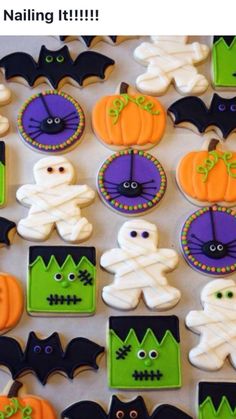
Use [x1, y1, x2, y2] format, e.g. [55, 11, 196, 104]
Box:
[16, 156, 95, 242]
[101, 219, 180, 311]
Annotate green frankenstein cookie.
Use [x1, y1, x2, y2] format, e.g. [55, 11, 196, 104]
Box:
[27, 246, 96, 316]
[108, 316, 181, 389]
[212, 36, 236, 88]
[199, 382, 236, 419]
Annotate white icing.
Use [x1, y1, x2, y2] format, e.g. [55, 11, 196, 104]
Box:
[0, 84, 11, 106]
[0, 115, 9, 137]
[16, 156, 95, 242]
[186, 279, 236, 371]
[101, 219, 180, 310]
[134, 36, 209, 95]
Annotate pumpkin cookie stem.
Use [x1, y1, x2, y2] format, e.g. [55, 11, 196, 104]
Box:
[208, 138, 220, 151]
[7, 380, 23, 397]
[119, 82, 129, 94]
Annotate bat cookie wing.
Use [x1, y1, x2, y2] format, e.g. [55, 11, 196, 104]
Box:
[168, 96, 208, 134]
[151, 404, 193, 419]
[0, 336, 25, 378]
[61, 401, 107, 419]
[73, 51, 115, 86]
[0, 52, 38, 86]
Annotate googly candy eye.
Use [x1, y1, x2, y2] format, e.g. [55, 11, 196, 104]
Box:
[116, 411, 124, 419]
[54, 273, 63, 281]
[137, 349, 146, 359]
[68, 273, 77, 281]
[149, 349, 159, 359]
[130, 411, 138, 418]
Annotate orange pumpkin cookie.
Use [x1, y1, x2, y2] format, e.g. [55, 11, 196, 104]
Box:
[0, 273, 23, 334]
[177, 138, 236, 206]
[0, 380, 56, 418]
[92, 82, 166, 150]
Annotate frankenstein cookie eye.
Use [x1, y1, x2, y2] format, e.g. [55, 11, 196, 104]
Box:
[68, 273, 76, 282]
[54, 273, 63, 282]
[149, 350, 158, 359]
[116, 411, 124, 419]
[137, 350, 146, 359]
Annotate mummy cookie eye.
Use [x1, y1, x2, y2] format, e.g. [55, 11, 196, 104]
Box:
[68, 273, 76, 281]
[227, 291, 234, 298]
[130, 231, 137, 238]
[149, 350, 158, 359]
[130, 411, 138, 418]
[59, 167, 65, 173]
[54, 273, 63, 281]
[116, 411, 124, 419]
[216, 291, 223, 299]
[137, 350, 146, 359]
[142, 231, 149, 238]
[45, 345, 53, 354]
[218, 104, 226, 111]
[47, 167, 53, 173]
[34, 345, 42, 353]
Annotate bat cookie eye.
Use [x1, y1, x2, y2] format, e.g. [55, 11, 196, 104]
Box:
[54, 273, 63, 281]
[218, 104, 226, 111]
[68, 273, 76, 281]
[45, 55, 53, 63]
[116, 411, 124, 419]
[34, 345, 42, 353]
[142, 231, 149, 239]
[130, 231, 137, 238]
[137, 349, 146, 359]
[149, 349, 159, 359]
[59, 166, 65, 173]
[45, 345, 53, 354]
[216, 291, 223, 299]
[227, 291, 234, 298]
[231, 104, 236, 112]
[56, 55, 65, 63]
[47, 167, 53, 173]
[130, 411, 138, 418]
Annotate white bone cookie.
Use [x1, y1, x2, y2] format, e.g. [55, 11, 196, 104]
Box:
[16, 156, 95, 242]
[101, 219, 180, 310]
[134, 36, 209, 96]
[186, 279, 236, 371]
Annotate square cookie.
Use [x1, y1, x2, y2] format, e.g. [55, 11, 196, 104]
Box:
[108, 315, 181, 389]
[199, 382, 236, 418]
[27, 246, 96, 316]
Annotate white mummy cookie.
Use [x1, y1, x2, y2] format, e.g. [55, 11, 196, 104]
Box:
[186, 279, 236, 371]
[101, 219, 180, 310]
[16, 156, 95, 242]
[134, 36, 209, 96]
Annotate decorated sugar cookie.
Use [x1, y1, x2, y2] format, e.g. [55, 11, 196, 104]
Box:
[198, 381, 236, 418]
[17, 90, 85, 153]
[0, 84, 11, 106]
[60, 35, 133, 47]
[101, 219, 180, 311]
[186, 279, 236, 371]
[0, 142, 6, 207]
[212, 36, 236, 88]
[134, 36, 209, 96]
[97, 150, 167, 216]
[0, 331, 104, 385]
[92, 82, 166, 150]
[181, 205, 236, 276]
[0, 273, 23, 334]
[0, 45, 115, 89]
[0, 217, 16, 246]
[168, 94, 236, 139]
[62, 395, 192, 419]
[28, 246, 96, 316]
[108, 316, 181, 389]
[16, 156, 95, 242]
[0, 115, 9, 138]
[0, 380, 56, 418]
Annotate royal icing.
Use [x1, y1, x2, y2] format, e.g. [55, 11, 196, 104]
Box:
[60, 36, 132, 47]
[97, 149, 167, 215]
[92, 82, 166, 150]
[17, 90, 85, 153]
[108, 316, 181, 389]
[0, 332, 104, 385]
[0, 84, 11, 106]
[186, 279, 236, 371]
[0, 217, 15, 246]
[27, 246, 96, 316]
[101, 219, 180, 310]
[0, 45, 115, 89]
[0, 273, 23, 335]
[199, 381, 236, 418]
[168, 94, 236, 139]
[0, 115, 9, 138]
[181, 205, 236, 276]
[134, 36, 209, 96]
[212, 36, 236, 88]
[16, 156, 95, 242]
[0, 142, 6, 207]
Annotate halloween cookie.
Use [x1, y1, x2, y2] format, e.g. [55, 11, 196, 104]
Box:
[108, 316, 181, 389]
[101, 219, 180, 311]
[0, 45, 115, 89]
[0, 273, 23, 334]
[134, 36, 209, 96]
[97, 149, 167, 216]
[60, 36, 133, 47]
[212, 36, 236, 88]
[198, 381, 236, 418]
[0, 142, 6, 207]
[16, 156, 95, 242]
[0, 84, 11, 106]
[0, 380, 56, 418]
[27, 246, 96, 316]
[186, 279, 236, 371]
[168, 94, 236, 139]
[0, 331, 104, 385]
[17, 90, 85, 153]
[0, 217, 16, 246]
[181, 205, 236, 276]
[62, 395, 192, 419]
[176, 139, 236, 207]
[92, 82, 166, 150]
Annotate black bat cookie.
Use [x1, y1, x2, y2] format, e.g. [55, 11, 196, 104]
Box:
[0, 332, 104, 385]
[61, 395, 193, 419]
[59, 36, 121, 47]
[168, 94, 236, 138]
[0, 216, 16, 246]
[0, 45, 115, 89]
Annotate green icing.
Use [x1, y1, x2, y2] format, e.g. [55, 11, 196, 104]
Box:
[27, 255, 96, 315]
[213, 37, 236, 87]
[199, 397, 236, 419]
[108, 94, 160, 124]
[0, 162, 6, 207]
[108, 328, 181, 389]
[196, 151, 236, 182]
[0, 398, 32, 418]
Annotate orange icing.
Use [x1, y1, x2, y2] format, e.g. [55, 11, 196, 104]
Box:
[0, 273, 23, 332]
[0, 396, 56, 418]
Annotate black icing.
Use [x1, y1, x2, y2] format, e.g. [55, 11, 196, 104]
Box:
[199, 382, 236, 411]
[0, 141, 5, 165]
[151, 404, 193, 419]
[109, 316, 180, 343]
[118, 180, 143, 198]
[29, 246, 96, 266]
[40, 116, 65, 134]
[0, 332, 104, 385]
[0, 217, 16, 246]
[60, 36, 118, 47]
[0, 45, 115, 88]
[213, 36, 236, 47]
[168, 94, 236, 139]
[202, 240, 228, 259]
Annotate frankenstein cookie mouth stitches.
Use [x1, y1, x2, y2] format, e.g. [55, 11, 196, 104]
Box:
[27, 246, 96, 316]
[108, 316, 181, 389]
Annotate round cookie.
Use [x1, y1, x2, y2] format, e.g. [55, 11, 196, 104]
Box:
[17, 90, 85, 153]
[92, 82, 166, 150]
[181, 205, 236, 276]
[97, 149, 167, 216]
[0, 273, 23, 334]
